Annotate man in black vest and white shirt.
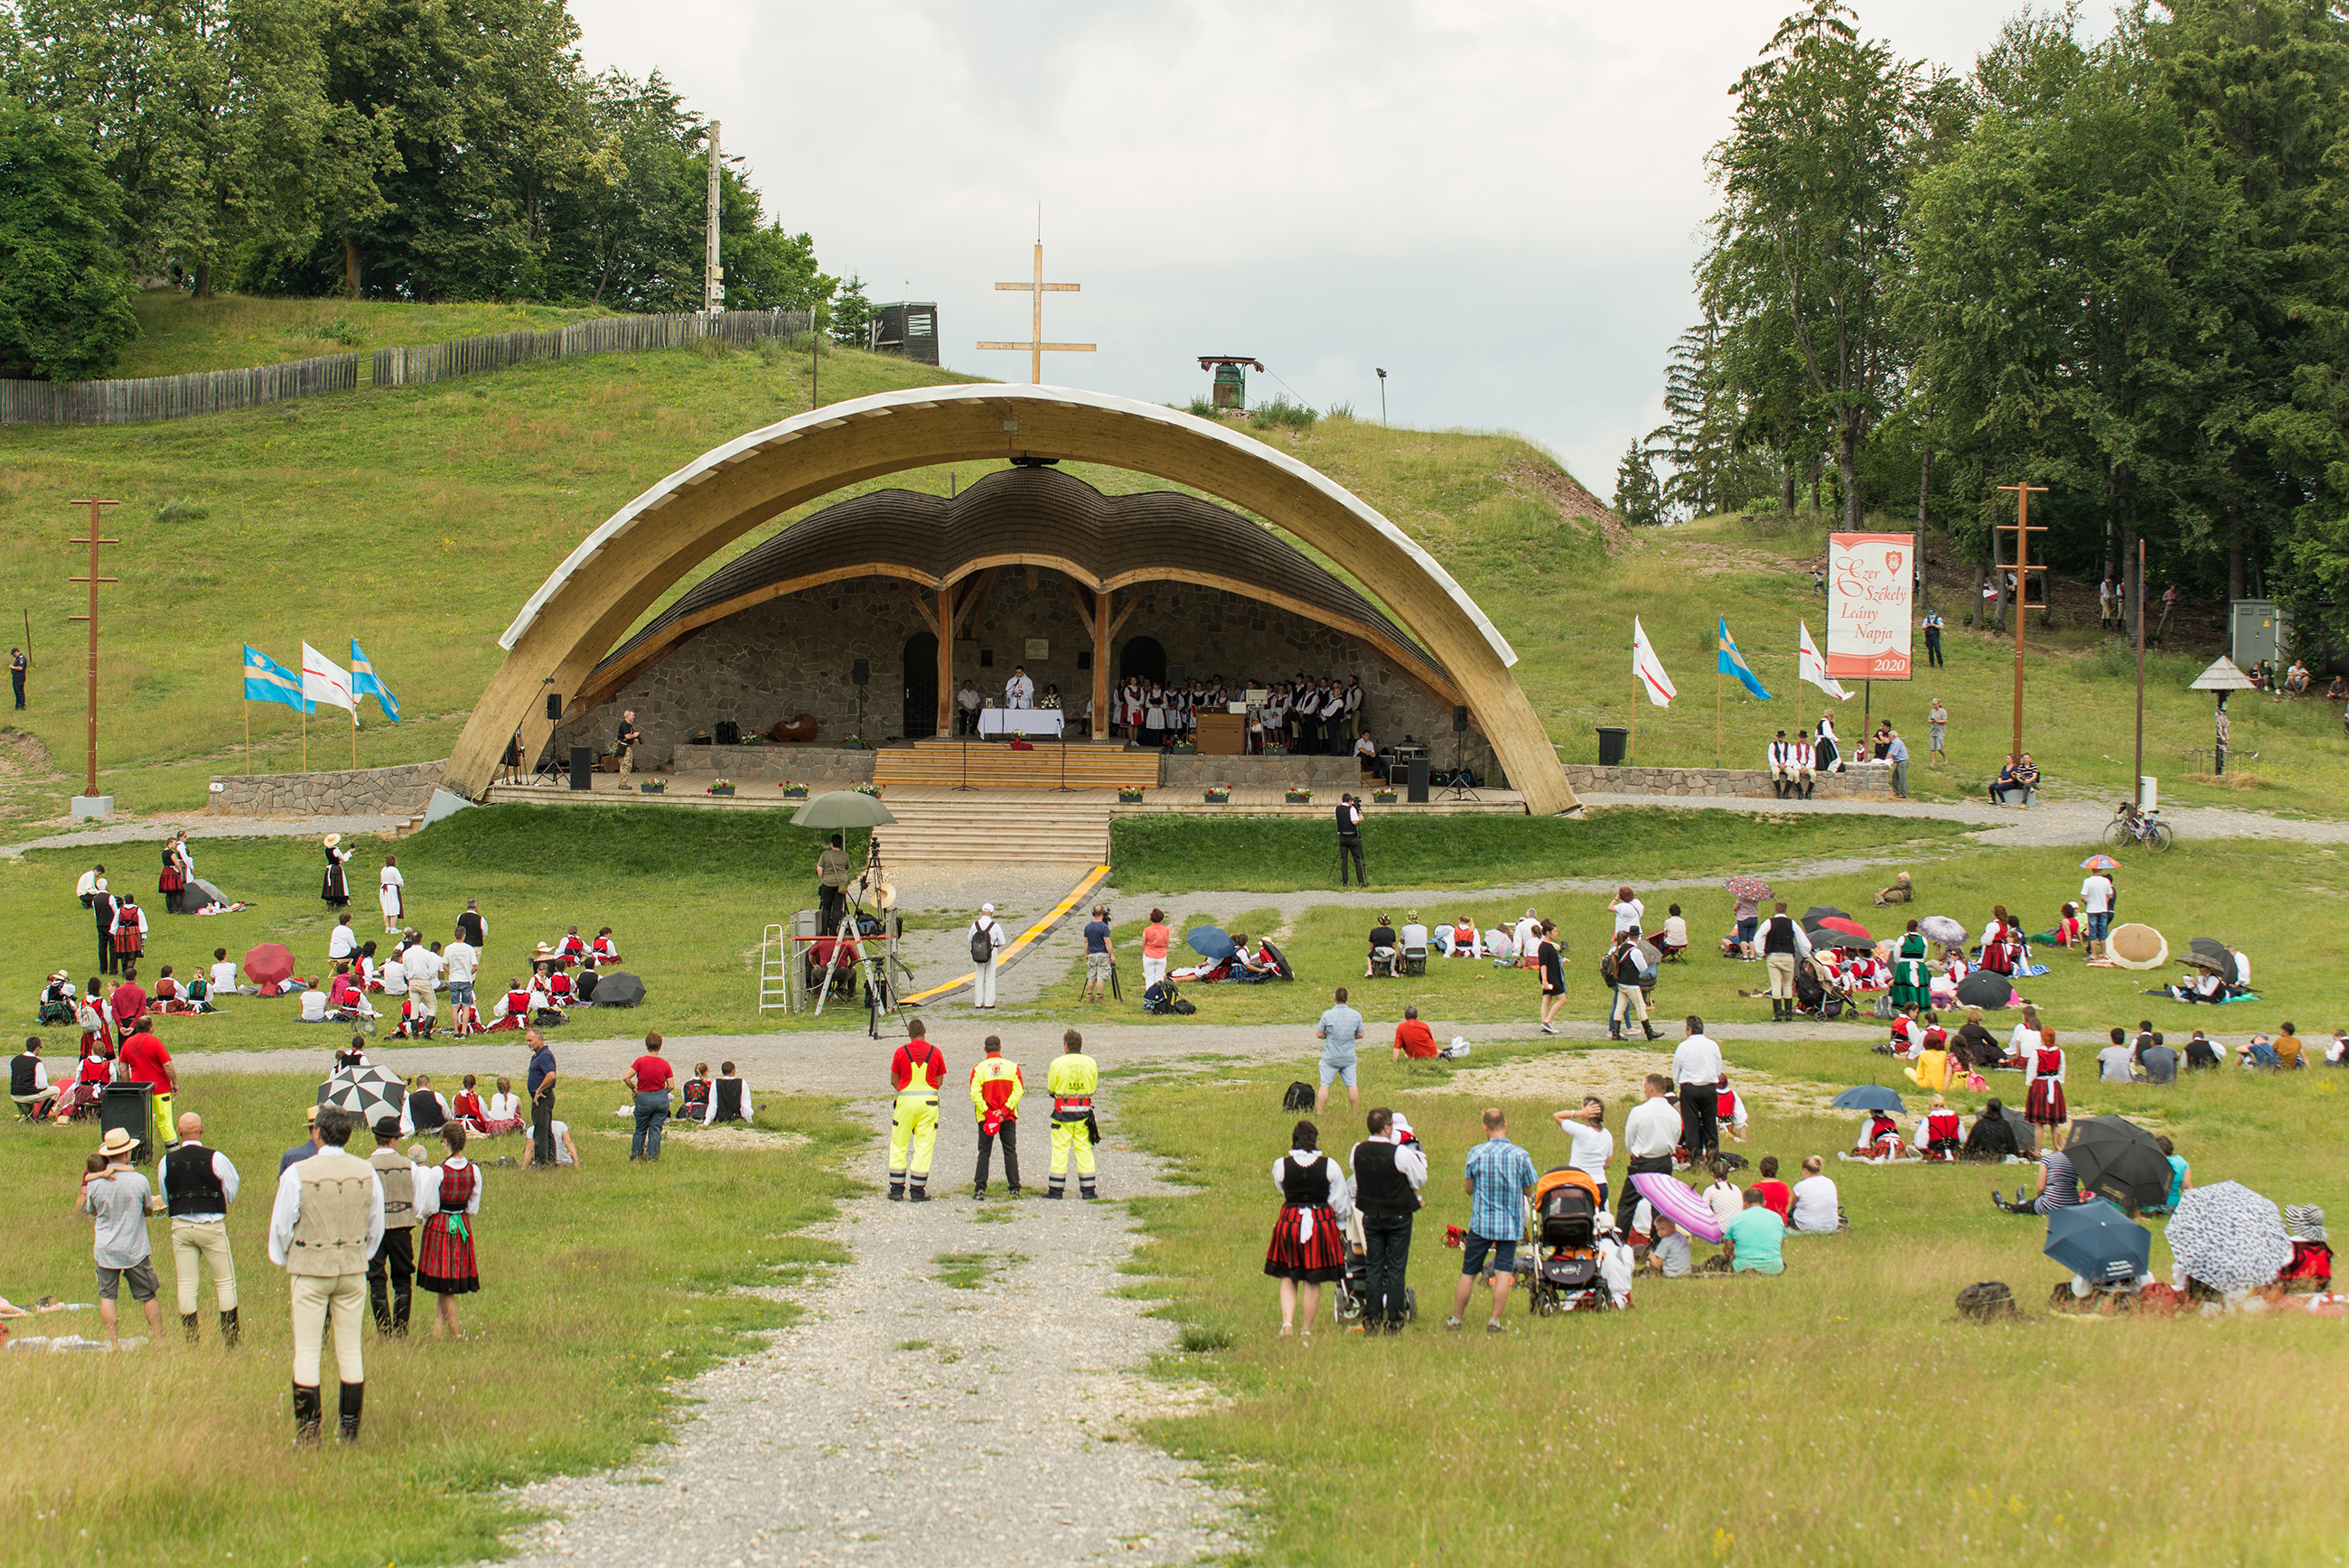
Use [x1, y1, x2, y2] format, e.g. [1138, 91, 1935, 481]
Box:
[1348, 1107, 1427, 1333]
[702, 1061, 755, 1125]
[1760, 901, 1813, 1022]
[11, 1036, 56, 1120]
[1334, 795, 1366, 887]
[268, 1106, 385, 1446]
[164, 1111, 241, 1345]
[367, 1115, 436, 1337]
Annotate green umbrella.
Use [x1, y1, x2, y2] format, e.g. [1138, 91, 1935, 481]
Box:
[791, 790, 897, 829]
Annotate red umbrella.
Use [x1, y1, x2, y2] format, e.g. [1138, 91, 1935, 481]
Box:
[244, 942, 294, 988]
[1818, 916, 1873, 945]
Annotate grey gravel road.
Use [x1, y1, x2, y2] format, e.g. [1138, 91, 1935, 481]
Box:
[1, 812, 404, 858]
[491, 1100, 1241, 1568]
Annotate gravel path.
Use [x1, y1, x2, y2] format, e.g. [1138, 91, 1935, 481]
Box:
[1571, 791, 2349, 847]
[0, 812, 403, 858]
[491, 1097, 1240, 1568]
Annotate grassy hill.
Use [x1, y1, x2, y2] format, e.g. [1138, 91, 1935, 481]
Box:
[110, 289, 630, 379]
[3, 294, 2344, 831]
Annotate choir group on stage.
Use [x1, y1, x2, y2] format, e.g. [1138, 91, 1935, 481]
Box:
[1107, 673, 1365, 753]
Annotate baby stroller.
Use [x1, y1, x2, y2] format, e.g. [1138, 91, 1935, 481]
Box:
[1523, 1168, 1613, 1314]
[1332, 1210, 1417, 1326]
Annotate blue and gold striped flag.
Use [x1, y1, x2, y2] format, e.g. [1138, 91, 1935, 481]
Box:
[243, 646, 313, 713]
[1716, 617, 1773, 701]
[350, 639, 399, 722]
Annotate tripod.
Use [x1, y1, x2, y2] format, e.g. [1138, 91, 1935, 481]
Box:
[1444, 728, 1481, 801]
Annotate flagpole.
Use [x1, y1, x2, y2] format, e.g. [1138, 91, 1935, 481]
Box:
[244, 696, 251, 778]
[349, 707, 357, 769]
[302, 706, 307, 772]
[1627, 699, 1635, 764]
[1715, 672, 1722, 767]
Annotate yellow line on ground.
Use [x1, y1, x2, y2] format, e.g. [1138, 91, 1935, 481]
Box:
[896, 864, 1112, 1006]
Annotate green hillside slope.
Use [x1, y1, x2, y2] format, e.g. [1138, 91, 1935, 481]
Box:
[2, 311, 2341, 831]
[111, 290, 632, 379]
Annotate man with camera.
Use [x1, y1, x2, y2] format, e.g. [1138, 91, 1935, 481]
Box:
[1334, 793, 1366, 887]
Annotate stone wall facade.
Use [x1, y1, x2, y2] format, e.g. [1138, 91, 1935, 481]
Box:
[551, 569, 1494, 778]
[209, 760, 445, 817]
[1561, 763, 1892, 799]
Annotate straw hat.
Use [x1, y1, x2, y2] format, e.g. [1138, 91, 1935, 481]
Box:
[533, 942, 555, 959]
[323, 833, 342, 848]
[97, 1127, 137, 1159]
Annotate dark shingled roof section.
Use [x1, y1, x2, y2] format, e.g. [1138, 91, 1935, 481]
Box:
[594, 465, 1446, 684]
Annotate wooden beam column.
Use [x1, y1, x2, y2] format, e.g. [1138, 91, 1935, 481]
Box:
[937, 586, 954, 739]
[1093, 588, 1110, 741]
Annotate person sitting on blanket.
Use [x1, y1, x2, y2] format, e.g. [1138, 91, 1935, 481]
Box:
[1961, 1098, 2024, 1159]
[488, 979, 531, 1031]
[1435, 918, 1482, 958]
[450, 1074, 488, 1129]
[2033, 902, 2083, 948]
[588, 927, 622, 967]
[1229, 935, 1280, 981]
[2164, 967, 2228, 1003]
[554, 927, 588, 967]
[1916, 1096, 1965, 1160]
[482, 1077, 525, 1134]
[1854, 1111, 1903, 1159]
[680, 1063, 713, 1122]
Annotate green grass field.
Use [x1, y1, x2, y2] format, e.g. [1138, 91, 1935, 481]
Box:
[4, 295, 2344, 839]
[0, 1070, 860, 1568]
[1107, 807, 1971, 895]
[1117, 1036, 2349, 1567]
[2, 808, 878, 1048]
[1053, 835, 2349, 1038]
[111, 290, 630, 379]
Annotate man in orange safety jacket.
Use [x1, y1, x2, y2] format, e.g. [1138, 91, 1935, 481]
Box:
[888, 1019, 946, 1201]
[969, 1034, 1024, 1199]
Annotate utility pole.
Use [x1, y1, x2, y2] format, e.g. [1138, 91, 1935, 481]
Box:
[2134, 537, 2147, 805]
[1377, 368, 1389, 427]
[1995, 481, 2048, 768]
[703, 120, 724, 313]
[65, 498, 120, 818]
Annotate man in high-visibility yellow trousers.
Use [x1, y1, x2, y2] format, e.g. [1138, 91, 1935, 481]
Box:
[1045, 1027, 1099, 1200]
[969, 1034, 1024, 1199]
[888, 1019, 946, 1201]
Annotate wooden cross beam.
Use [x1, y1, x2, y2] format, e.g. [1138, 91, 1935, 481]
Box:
[64, 497, 120, 802]
[1995, 481, 2050, 766]
[977, 210, 1094, 384]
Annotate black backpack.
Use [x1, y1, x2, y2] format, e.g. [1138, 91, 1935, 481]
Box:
[969, 921, 997, 963]
[1281, 1081, 1315, 1112]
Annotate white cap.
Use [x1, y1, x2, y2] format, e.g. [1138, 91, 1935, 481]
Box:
[1390, 1113, 1415, 1140]
[980, 902, 995, 914]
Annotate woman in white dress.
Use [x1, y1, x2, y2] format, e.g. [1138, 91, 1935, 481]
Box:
[1144, 686, 1167, 747]
[379, 854, 406, 933]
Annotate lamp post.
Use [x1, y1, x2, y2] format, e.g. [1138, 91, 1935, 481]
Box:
[1376, 368, 1388, 427]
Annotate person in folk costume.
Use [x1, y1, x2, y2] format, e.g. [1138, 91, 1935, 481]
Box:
[886, 1019, 945, 1201]
[320, 833, 352, 910]
[969, 1033, 1024, 1199]
[110, 892, 148, 967]
[556, 927, 587, 967]
[701, 1061, 753, 1125]
[589, 928, 622, 967]
[1814, 712, 1842, 772]
[1916, 1095, 1965, 1161]
[1789, 730, 1816, 798]
[1977, 906, 2021, 976]
[1889, 922, 1932, 1013]
[416, 1122, 482, 1338]
[1319, 680, 1346, 758]
[489, 978, 531, 1031]
[91, 876, 118, 976]
[2023, 1026, 2067, 1152]
[1143, 685, 1166, 748]
[158, 834, 186, 915]
[1045, 1028, 1100, 1199]
[378, 855, 405, 934]
[1855, 1109, 1904, 1158]
[266, 1106, 385, 1446]
[1265, 1119, 1352, 1338]
[365, 1114, 435, 1337]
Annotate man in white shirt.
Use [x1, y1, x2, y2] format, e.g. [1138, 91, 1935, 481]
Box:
[328, 915, 358, 963]
[1511, 909, 1543, 962]
[76, 863, 104, 904]
[1347, 1106, 1428, 1333]
[1767, 731, 1795, 798]
[1616, 1072, 1682, 1236]
[442, 936, 479, 1020]
[1788, 731, 1816, 799]
[1671, 1018, 1727, 1165]
[1551, 1096, 1615, 1208]
[1004, 667, 1034, 709]
[401, 940, 444, 1029]
[969, 902, 1008, 1008]
[1789, 1154, 1839, 1232]
[2078, 867, 2116, 960]
[956, 679, 982, 736]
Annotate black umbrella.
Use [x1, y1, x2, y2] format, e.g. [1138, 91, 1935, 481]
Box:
[2064, 1115, 2173, 1210]
[590, 972, 646, 1007]
[1802, 905, 1851, 924]
[1954, 971, 2016, 1008]
[2185, 938, 2241, 984]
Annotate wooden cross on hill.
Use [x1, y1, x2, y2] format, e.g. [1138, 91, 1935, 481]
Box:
[978, 208, 1094, 383]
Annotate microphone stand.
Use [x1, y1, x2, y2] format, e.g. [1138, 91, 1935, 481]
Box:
[1054, 714, 1074, 792]
[952, 716, 974, 792]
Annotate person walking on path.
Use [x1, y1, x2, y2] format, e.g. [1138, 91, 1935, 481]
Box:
[85, 1127, 164, 1344]
[415, 1123, 482, 1339]
[1138, 909, 1172, 994]
[1448, 1107, 1537, 1333]
[1673, 1018, 1726, 1166]
[1616, 1074, 1681, 1237]
[968, 903, 1008, 1009]
[1045, 1029, 1100, 1200]
[624, 1031, 675, 1162]
[1266, 1120, 1352, 1339]
[1081, 905, 1114, 1003]
[163, 1112, 241, 1346]
[1886, 727, 1912, 799]
[267, 1107, 384, 1446]
[1315, 987, 1364, 1115]
[526, 1029, 558, 1169]
[970, 1034, 1024, 1199]
[1760, 902, 1811, 1022]
[366, 1115, 431, 1338]
[1537, 920, 1568, 1035]
[1927, 700, 1948, 763]
[1923, 611, 1945, 668]
[1347, 1106, 1427, 1335]
[887, 1019, 946, 1201]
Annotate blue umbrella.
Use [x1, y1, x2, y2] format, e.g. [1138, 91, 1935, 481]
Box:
[1831, 1085, 1906, 1112]
[1185, 925, 1237, 963]
[2044, 1199, 2152, 1285]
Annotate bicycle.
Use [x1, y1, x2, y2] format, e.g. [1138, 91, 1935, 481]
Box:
[2105, 800, 2176, 852]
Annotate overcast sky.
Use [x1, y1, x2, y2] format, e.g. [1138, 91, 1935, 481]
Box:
[569, 0, 2112, 493]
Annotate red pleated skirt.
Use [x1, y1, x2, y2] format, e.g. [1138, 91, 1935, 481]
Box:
[1263, 1204, 1346, 1282]
[2026, 1078, 2067, 1127]
[416, 1213, 480, 1294]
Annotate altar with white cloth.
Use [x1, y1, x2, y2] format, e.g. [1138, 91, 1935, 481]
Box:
[978, 708, 1065, 738]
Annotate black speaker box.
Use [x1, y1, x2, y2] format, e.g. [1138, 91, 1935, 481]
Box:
[1407, 759, 1431, 804]
[569, 746, 592, 790]
[851, 658, 871, 686]
[100, 1084, 154, 1163]
[547, 693, 563, 721]
[1453, 705, 1469, 733]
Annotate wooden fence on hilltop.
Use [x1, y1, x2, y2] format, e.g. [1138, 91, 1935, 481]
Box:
[0, 308, 816, 426]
